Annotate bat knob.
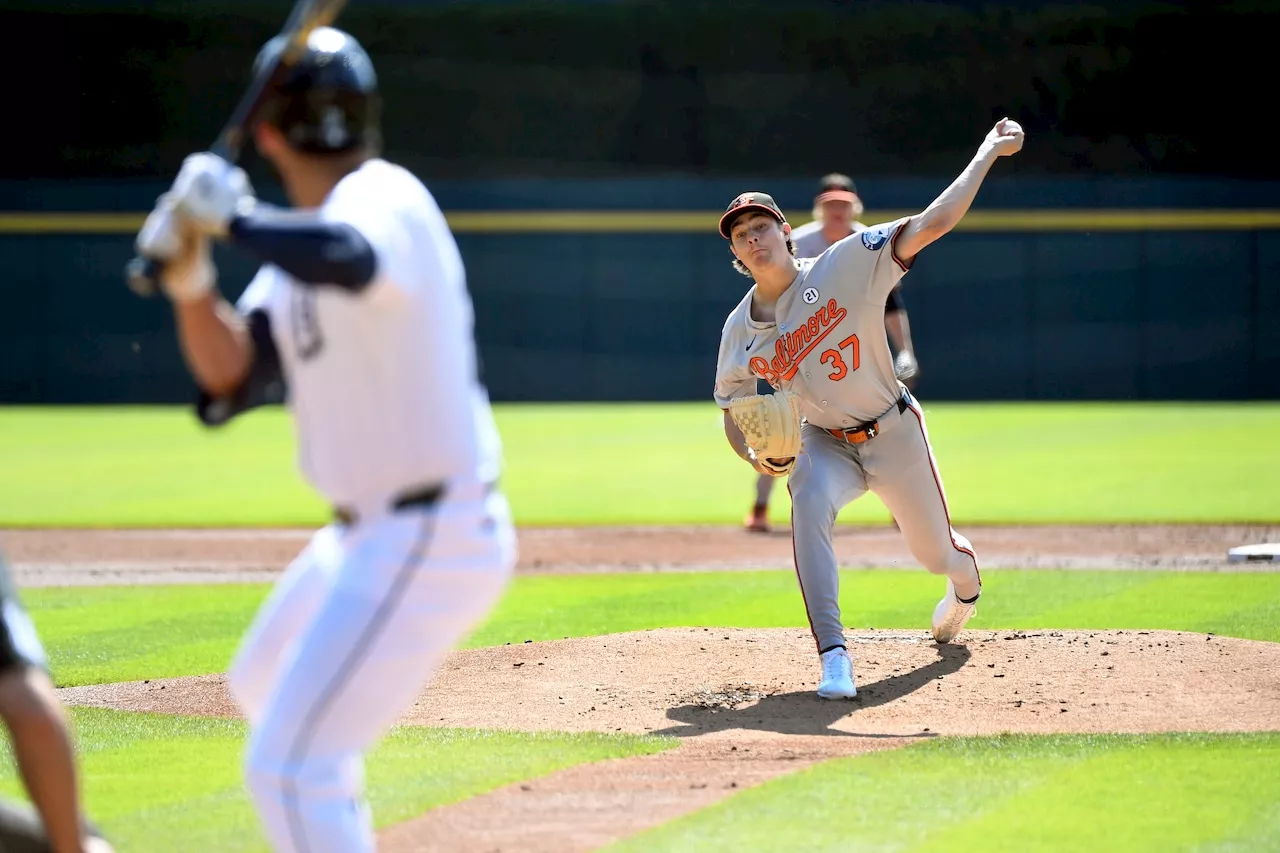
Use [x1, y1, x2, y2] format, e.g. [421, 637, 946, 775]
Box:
[125, 256, 163, 298]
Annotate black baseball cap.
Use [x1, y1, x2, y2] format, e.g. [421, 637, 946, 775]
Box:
[718, 192, 787, 239]
[815, 172, 858, 205]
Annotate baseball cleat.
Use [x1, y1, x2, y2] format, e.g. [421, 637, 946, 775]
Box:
[743, 505, 770, 533]
[931, 579, 979, 643]
[816, 647, 857, 699]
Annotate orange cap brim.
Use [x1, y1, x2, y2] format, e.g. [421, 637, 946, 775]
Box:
[815, 190, 858, 205]
[718, 204, 786, 239]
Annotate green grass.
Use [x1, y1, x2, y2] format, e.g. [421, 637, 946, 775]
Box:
[0, 708, 673, 853]
[0, 402, 1277, 526]
[608, 733, 1280, 853]
[22, 570, 1280, 686]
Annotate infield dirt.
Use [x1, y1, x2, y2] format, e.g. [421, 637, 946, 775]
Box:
[4, 523, 1277, 852]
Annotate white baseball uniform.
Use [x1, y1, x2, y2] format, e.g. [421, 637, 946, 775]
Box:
[220, 159, 515, 853]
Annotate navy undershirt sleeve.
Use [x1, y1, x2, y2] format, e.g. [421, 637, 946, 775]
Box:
[195, 309, 286, 427]
[227, 211, 377, 292]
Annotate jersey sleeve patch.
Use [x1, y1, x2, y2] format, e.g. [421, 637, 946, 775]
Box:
[860, 226, 891, 251]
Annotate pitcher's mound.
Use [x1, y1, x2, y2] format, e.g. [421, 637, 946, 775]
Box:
[59, 627, 1280, 738]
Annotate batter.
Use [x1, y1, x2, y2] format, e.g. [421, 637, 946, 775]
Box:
[134, 28, 515, 851]
[713, 119, 1025, 699]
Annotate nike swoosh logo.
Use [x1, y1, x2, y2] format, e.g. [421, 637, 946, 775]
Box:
[745, 337, 757, 352]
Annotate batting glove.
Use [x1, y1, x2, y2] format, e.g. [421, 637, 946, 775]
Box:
[170, 152, 256, 237]
[135, 194, 216, 303]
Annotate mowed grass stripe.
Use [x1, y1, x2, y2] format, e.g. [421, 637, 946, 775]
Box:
[22, 571, 1280, 686]
[0, 402, 1277, 526]
[0, 708, 672, 853]
[607, 733, 1280, 853]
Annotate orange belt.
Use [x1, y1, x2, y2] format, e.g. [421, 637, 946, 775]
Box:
[824, 422, 880, 444]
[823, 395, 910, 445]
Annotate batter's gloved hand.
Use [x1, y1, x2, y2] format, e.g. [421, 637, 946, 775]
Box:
[894, 350, 919, 387]
[135, 194, 216, 303]
[730, 389, 803, 477]
[169, 152, 256, 237]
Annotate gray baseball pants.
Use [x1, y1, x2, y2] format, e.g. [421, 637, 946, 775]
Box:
[786, 392, 982, 653]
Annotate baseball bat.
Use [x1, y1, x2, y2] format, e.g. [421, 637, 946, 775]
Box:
[124, 0, 348, 298]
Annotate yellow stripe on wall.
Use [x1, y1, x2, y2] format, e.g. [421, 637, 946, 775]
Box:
[2, 209, 1280, 235]
[0, 213, 147, 233]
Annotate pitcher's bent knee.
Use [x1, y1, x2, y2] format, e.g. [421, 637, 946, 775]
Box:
[913, 536, 978, 579]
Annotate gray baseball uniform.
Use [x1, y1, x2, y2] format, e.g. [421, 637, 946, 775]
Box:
[714, 218, 980, 653]
[789, 219, 837, 259]
[791, 219, 907, 313]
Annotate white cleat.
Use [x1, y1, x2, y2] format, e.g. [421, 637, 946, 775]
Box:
[816, 647, 857, 700]
[932, 579, 979, 643]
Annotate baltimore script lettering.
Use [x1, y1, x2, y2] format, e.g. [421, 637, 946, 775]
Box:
[749, 298, 848, 385]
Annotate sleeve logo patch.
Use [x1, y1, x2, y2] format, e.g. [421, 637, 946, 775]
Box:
[861, 227, 890, 250]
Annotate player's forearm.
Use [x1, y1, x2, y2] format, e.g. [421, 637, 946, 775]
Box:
[897, 145, 1001, 259]
[173, 295, 254, 397]
[1, 670, 88, 853]
[723, 411, 760, 467]
[918, 146, 999, 235]
[885, 310, 914, 354]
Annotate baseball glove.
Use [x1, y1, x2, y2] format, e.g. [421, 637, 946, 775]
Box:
[729, 390, 802, 476]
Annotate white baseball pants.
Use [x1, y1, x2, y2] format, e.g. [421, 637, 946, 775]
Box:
[226, 484, 516, 853]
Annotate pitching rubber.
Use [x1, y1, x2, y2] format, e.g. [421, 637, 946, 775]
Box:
[1227, 543, 1280, 563]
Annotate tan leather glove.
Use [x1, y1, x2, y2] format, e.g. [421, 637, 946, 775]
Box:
[729, 390, 802, 476]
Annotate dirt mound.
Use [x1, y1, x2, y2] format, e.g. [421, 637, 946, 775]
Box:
[60, 626, 1280, 737]
[57, 627, 1280, 852]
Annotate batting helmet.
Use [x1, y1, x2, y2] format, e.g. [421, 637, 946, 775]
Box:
[252, 26, 381, 154]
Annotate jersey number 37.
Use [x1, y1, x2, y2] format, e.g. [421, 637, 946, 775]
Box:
[820, 334, 860, 380]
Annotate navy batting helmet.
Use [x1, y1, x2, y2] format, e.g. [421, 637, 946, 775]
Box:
[253, 27, 381, 154]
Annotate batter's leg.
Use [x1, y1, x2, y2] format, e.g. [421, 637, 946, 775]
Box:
[865, 402, 982, 604]
[786, 425, 869, 654]
[227, 527, 341, 727]
[244, 491, 516, 853]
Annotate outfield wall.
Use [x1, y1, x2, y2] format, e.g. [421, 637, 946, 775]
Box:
[2, 177, 1277, 404]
